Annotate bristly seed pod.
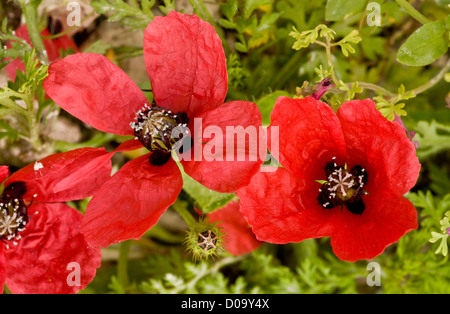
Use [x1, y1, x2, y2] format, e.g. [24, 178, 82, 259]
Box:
[183, 216, 226, 261]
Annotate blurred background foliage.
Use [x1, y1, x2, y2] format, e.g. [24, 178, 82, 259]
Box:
[0, 0, 449, 294]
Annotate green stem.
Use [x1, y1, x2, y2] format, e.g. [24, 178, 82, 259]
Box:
[270, 51, 304, 92]
[172, 200, 196, 227]
[324, 36, 340, 86]
[117, 241, 131, 288]
[172, 256, 244, 293]
[23, 88, 43, 151]
[411, 57, 450, 95]
[395, 0, 432, 25]
[348, 81, 396, 97]
[20, 1, 49, 64]
[348, 56, 450, 98]
[41, 11, 96, 40]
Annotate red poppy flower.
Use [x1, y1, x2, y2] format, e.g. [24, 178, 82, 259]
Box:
[5, 24, 78, 81]
[208, 200, 262, 256]
[43, 12, 264, 248]
[237, 97, 421, 262]
[0, 147, 112, 293]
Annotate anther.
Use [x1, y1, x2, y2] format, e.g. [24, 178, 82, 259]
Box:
[317, 160, 369, 214]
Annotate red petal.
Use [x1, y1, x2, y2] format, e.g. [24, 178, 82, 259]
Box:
[269, 97, 347, 180]
[6, 147, 113, 203]
[0, 166, 9, 183]
[237, 167, 337, 243]
[114, 138, 144, 152]
[144, 12, 227, 117]
[180, 101, 265, 193]
[208, 200, 262, 255]
[329, 193, 418, 262]
[4, 203, 101, 294]
[337, 99, 421, 197]
[42, 29, 78, 61]
[43, 53, 149, 136]
[4, 58, 25, 81]
[81, 154, 183, 248]
[0, 252, 5, 294]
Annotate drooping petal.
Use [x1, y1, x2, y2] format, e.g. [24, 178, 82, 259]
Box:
[329, 193, 418, 262]
[6, 147, 113, 203]
[180, 100, 265, 193]
[0, 166, 9, 183]
[337, 99, 421, 197]
[81, 154, 183, 248]
[43, 53, 149, 136]
[144, 12, 227, 117]
[237, 167, 338, 244]
[268, 97, 347, 180]
[4, 203, 101, 294]
[208, 200, 262, 255]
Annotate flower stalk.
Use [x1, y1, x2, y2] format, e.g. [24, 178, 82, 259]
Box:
[19, 0, 49, 64]
[394, 0, 432, 25]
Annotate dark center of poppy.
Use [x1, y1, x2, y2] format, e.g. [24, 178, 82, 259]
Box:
[130, 104, 190, 165]
[0, 182, 29, 247]
[317, 157, 368, 215]
[197, 230, 218, 252]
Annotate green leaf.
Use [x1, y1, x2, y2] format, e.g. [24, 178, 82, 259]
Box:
[243, 0, 272, 19]
[235, 42, 248, 53]
[217, 18, 237, 30]
[220, 0, 238, 20]
[178, 164, 235, 213]
[91, 0, 154, 30]
[256, 90, 291, 126]
[397, 21, 448, 66]
[0, 120, 20, 142]
[361, 36, 386, 60]
[414, 120, 450, 159]
[325, 0, 366, 22]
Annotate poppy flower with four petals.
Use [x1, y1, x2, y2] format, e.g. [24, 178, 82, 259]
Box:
[237, 97, 421, 262]
[43, 12, 264, 248]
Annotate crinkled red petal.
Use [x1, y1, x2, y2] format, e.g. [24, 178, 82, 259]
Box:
[329, 192, 418, 261]
[6, 147, 113, 203]
[43, 53, 149, 136]
[144, 12, 227, 118]
[237, 167, 337, 243]
[81, 154, 183, 248]
[208, 200, 262, 256]
[337, 99, 421, 197]
[268, 96, 347, 180]
[180, 100, 264, 193]
[3, 203, 101, 294]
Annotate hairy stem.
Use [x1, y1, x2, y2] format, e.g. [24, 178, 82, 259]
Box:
[172, 200, 196, 227]
[411, 57, 450, 95]
[324, 36, 340, 86]
[173, 256, 244, 293]
[20, 1, 48, 64]
[117, 240, 131, 288]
